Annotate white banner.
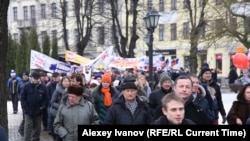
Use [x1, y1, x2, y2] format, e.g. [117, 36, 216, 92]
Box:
[30, 50, 72, 73]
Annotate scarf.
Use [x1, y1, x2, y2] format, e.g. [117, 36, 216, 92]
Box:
[125, 100, 138, 116]
[101, 87, 112, 106]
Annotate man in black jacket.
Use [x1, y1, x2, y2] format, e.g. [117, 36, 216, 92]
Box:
[21, 71, 48, 141]
[173, 75, 212, 124]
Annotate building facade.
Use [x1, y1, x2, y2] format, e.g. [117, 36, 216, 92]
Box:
[8, 0, 246, 78]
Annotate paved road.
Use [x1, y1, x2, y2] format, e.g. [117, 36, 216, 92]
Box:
[7, 90, 237, 140]
[8, 101, 53, 141]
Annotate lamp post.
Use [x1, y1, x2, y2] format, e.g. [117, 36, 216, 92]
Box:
[143, 9, 160, 90]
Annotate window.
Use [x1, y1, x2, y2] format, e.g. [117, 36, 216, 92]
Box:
[159, 24, 165, 41]
[200, 24, 206, 39]
[215, 19, 223, 33]
[41, 31, 47, 43]
[51, 3, 57, 18]
[41, 4, 46, 19]
[171, 0, 177, 10]
[159, 0, 165, 12]
[183, 0, 189, 9]
[51, 30, 57, 39]
[230, 18, 237, 30]
[13, 33, 19, 43]
[216, 0, 222, 5]
[215, 54, 222, 73]
[199, 0, 204, 7]
[98, 26, 105, 45]
[30, 5, 36, 19]
[183, 22, 189, 39]
[98, 0, 104, 13]
[23, 6, 28, 20]
[13, 7, 18, 21]
[245, 17, 250, 33]
[110, 26, 115, 44]
[148, 0, 153, 11]
[171, 23, 177, 40]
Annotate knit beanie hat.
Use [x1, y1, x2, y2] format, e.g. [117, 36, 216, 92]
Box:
[199, 67, 211, 77]
[67, 85, 83, 96]
[10, 70, 16, 76]
[121, 82, 137, 90]
[101, 73, 112, 83]
[159, 73, 172, 85]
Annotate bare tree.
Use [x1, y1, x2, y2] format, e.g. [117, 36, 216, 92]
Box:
[222, 1, 250, 48]
[60, 0, 70, 50]
[0, 0, 10, 133]
[110, 0, 139, 57]
[74, 0, 94, 56]
[186, 0, 208, 73]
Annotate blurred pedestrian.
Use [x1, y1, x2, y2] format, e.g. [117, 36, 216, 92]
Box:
[20, 71, 48, 141]
[227, 83, 250, 125]
[7, 69, 21, 114]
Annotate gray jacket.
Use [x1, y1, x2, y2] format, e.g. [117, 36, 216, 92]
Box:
[53, 95, 99, 141]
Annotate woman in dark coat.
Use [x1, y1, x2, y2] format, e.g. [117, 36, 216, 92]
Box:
[227, 83, 250, 125]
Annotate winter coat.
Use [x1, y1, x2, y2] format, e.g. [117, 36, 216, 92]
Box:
[103, 96, 153, 125]
[50, 83, 66, 117]
[149, 87, 173, 110]
[228, 68, 238, 84]
[53, 95, 99, 141]
[184, 97, 212, 125]
[17, 79, 30, 97]
[200, 79, 226, 119]
[193, 85, 216, 122]
[20, 81, 48, 116]
[151, 115, 196, 125]
[91, 84, 119, 124]
[227, 86, 250, 125]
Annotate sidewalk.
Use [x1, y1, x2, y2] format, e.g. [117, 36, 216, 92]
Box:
[8, 101, 53, 141]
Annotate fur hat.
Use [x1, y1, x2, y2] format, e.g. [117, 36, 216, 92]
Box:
[101, 73, 112, 83]
[121, 82, 137, 90]
[67, 85, 83, 96]
[159, 73, 172, 85]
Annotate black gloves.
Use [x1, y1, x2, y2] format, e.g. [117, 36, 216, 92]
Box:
[222, 116, 227, 124]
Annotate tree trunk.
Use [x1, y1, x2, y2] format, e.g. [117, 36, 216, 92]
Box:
[189, 29, 199, 74]
[0, 0, 10, 134]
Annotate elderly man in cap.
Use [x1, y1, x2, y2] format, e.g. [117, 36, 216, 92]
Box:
[103, 80, 153, 124]
[20, 71, 48, 141]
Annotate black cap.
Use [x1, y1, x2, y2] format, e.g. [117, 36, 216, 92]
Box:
[121, 82, 137, 90]
[23, 71, 29, 76]
[52, 72, 59, 77]
[31, 72, 40, 79]
[39, 72, 46, 76]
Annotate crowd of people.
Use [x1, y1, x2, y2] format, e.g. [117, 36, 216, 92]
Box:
[5, 64, 250, 140]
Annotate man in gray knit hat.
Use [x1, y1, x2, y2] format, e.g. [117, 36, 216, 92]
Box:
[149, 73, 173, 120]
